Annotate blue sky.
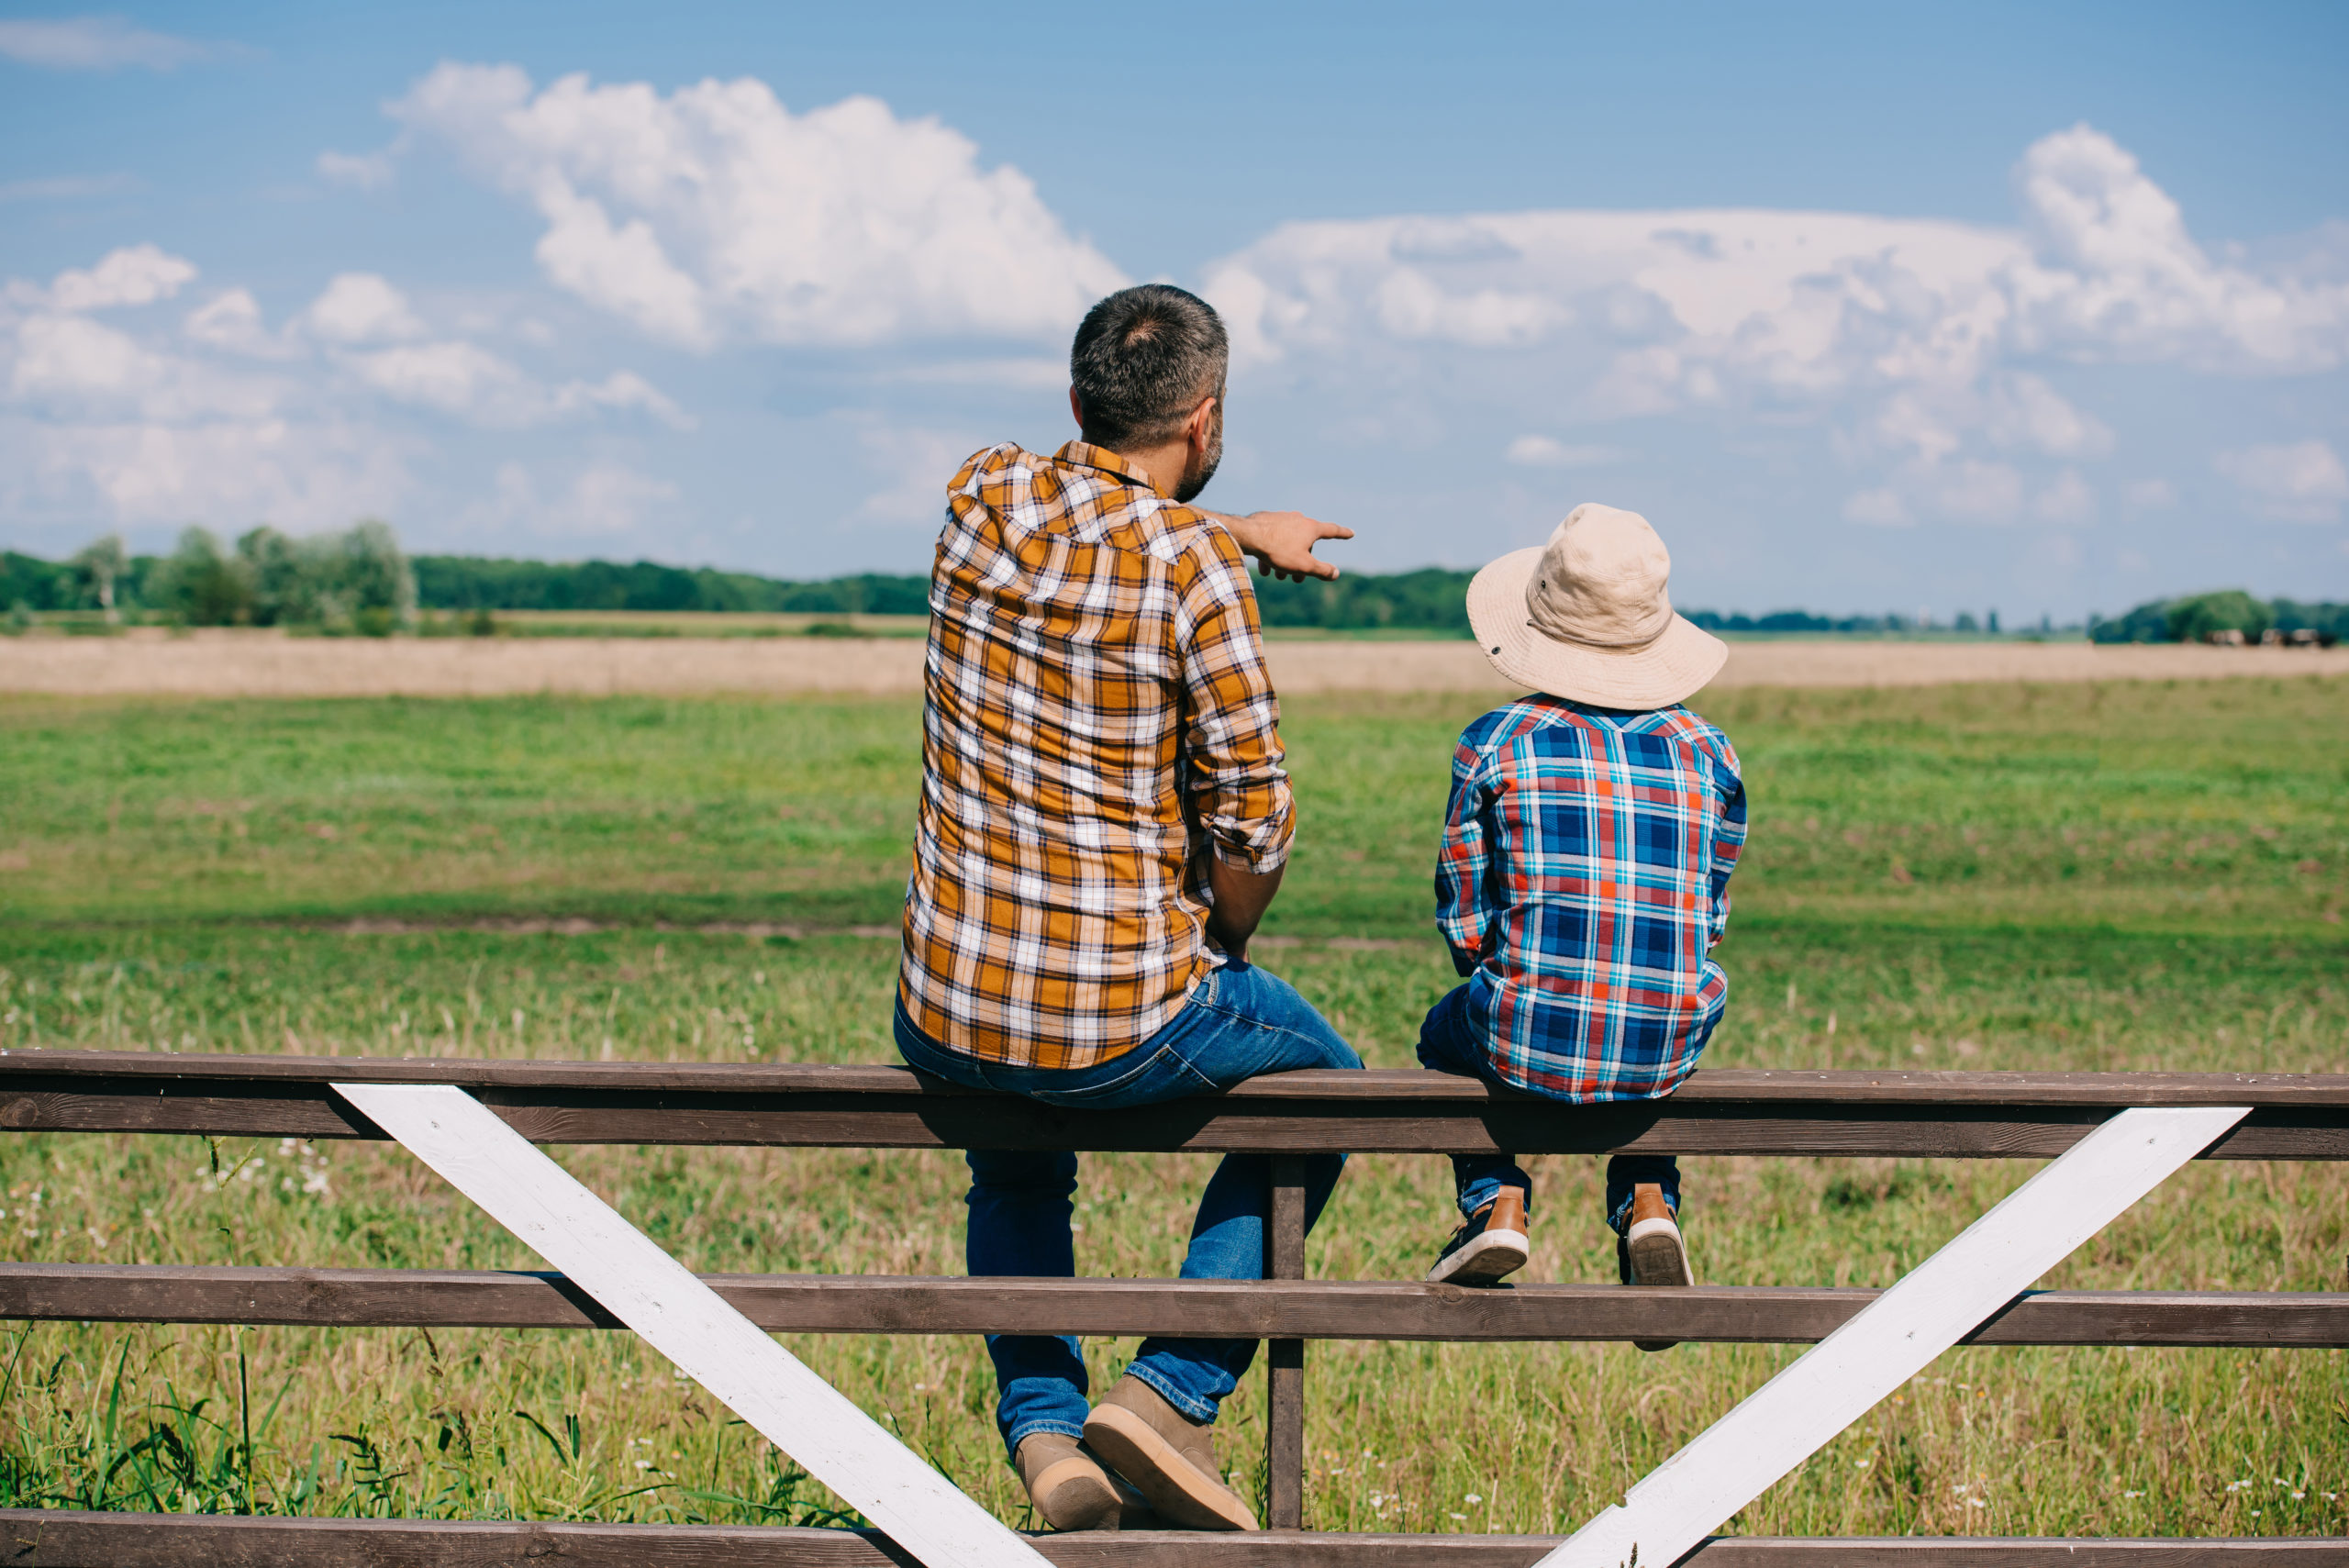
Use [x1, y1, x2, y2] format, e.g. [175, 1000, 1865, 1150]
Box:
[3, 1, 2345, 618]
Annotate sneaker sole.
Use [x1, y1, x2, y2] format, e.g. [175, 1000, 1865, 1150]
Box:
[1623, 1214, 1693, 1352]
[1082, 1404, 1261, 1531]
[1028, 1454, 1123, 1533]
[1425, 1226, 1531, 1285]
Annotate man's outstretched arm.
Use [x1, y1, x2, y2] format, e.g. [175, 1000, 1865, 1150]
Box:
[1208, 509, 1355, 583]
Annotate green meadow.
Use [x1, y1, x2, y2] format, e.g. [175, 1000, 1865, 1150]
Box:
[0, 675, 2343, 1538]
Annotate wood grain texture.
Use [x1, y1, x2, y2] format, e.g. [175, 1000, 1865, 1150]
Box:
[2, 1054, 2341, 1159]
[1265, 1156, 1308, 1532]
[0, 1514, 2339, 1566]
[6, 1265, 2342, 1347]
[10, 1053, 2345, 1103]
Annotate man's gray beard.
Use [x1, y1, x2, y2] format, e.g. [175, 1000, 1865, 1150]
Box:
[1172, 421, 1223, 504]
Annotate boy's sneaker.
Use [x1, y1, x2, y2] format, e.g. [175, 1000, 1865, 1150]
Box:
[1082, 1376, 1260, 1531]
[1426, 1186, 1531, 1286]
[1616, 1182, 1693, 1352]
[1014, 1432, 1123, 1532]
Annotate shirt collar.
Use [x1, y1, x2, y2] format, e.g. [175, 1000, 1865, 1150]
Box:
[1055, 440, 1155, 492]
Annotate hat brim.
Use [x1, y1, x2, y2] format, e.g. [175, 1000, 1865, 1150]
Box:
[1466, 547, 1729, 708]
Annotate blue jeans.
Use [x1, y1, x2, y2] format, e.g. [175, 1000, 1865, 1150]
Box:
[1416, 983, 1678, 1233]
[895, 961, 1362, 1457]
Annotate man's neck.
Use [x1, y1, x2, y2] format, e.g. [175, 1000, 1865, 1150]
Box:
[1086, 436, 1190, 500]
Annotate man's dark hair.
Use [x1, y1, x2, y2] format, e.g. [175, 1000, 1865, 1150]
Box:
[1070, 284, 1228, 450]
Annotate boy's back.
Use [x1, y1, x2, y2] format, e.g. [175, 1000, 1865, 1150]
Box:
[1438, 694, 1746, 1102]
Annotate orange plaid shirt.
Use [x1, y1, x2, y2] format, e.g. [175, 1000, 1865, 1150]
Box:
[897, 440, 1296, 1069]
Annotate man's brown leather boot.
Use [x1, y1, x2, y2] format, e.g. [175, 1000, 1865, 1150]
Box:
[1014, 1432, 1123, 1532]
[1617, 1182, 1694, 1352]
[1082, 1375, 1260, 1530]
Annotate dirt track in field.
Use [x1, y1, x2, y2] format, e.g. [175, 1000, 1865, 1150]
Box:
[2, 628, 2343, 697]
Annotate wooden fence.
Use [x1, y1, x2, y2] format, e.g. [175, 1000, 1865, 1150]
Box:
[2, 1051, 2344, 1565]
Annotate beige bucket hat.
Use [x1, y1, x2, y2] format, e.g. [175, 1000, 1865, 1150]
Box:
[1466, 503, 1728, 708]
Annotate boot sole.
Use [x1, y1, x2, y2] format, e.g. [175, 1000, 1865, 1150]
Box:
[1623, 1214, 1693, 1352]
[1426, 1226, 1531, 1285]
[1028, 1453, 1124, 1533]
[1083, 1404, 1261, 1531]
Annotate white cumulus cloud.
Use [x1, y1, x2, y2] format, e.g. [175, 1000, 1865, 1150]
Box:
[388, 62, 1129, 350]
[39, 243, 197, 312]
[303, 273, 425, 344]
[2215, 439, 2349, 522]
[184, 289, 296, 359]
[1197, 123, 2349, 548]
[1207, 125, 2349, 399]
[2009, 125, 2344, 372]
[1, 245, 696, 539]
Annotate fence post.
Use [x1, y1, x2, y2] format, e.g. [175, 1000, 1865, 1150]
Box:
[1266, 1154, 1308, 1530]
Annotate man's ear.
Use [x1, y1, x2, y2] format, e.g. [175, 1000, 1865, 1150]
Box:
[1069, 386, 1085, 431]
[1185, 393, 1218, 450]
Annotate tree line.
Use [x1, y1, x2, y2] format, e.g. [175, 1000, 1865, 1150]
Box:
[2088, 590, 2346, 645]
[15, 526, 2336, 642]
[4, 525, 417, 634]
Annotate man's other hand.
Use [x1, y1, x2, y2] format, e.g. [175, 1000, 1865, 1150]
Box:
[1220, 510, 1354, 583]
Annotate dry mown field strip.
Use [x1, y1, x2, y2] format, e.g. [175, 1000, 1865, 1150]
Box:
[4, 629, 2347, 695]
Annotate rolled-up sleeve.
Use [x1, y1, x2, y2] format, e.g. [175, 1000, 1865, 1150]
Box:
[1435, 740, 1496, 975]
[1175, 531, 1294, 873]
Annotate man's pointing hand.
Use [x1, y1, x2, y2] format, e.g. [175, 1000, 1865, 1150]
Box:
[1217, 510, 1356, 583]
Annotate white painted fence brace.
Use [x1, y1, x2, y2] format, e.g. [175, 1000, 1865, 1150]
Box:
[1539, 1104, 2250, 1568]
[334, 1082, 1052, 1568]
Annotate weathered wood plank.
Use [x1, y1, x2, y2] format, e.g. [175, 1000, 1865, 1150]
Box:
[1265, 1156, 1308, 1531]
[8, 1054, 2347, 1106]
[0, 1513, 2338, 1566]
[1, 1054, 2341, 1158]
[5, 1264, 2343, 1348]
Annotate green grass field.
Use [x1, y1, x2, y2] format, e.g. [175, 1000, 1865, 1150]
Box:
[0, 676, 2343, 1539]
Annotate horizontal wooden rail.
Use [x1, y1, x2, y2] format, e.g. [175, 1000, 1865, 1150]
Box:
[3, 1052, 2343, 1158]
[6, 1263, 2344, 1347]
[1, 1514, 2342, 1565]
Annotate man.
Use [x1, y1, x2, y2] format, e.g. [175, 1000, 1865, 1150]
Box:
[894, 284, 1357, 1533]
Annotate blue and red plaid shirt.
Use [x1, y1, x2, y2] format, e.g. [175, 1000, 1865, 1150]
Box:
[1435, 695, 1746, 1102]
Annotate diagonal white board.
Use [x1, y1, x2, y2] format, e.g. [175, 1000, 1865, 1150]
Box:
[336, 1082, 1050, 1568]
[1541, 1104, 2248, 1568]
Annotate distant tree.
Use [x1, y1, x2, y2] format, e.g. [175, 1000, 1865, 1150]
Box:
[1987, 609, 2000, 634]
[2165, 589, 2269, 644]
[1, 550, 73, 613]
[2088, 598, 2174, 643]
[230, 520, 418, 632]
[151, 528, 254, 626]
[1954, 611, 1981, 633]
[236, 527, 312, 626]
[335, 519, 417, 633]
[2271, 597, 2349, 640]
[69, 534, 129, 623]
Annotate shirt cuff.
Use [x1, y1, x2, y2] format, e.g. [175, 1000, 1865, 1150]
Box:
[1205, 803, 1295, 874]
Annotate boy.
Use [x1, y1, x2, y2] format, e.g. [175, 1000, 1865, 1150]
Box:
[1419, 504, 1745, 1349]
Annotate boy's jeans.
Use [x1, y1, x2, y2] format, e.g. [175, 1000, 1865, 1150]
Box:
[1416, 983, 1679, 1233]
[895, 961, 1361, 1458]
